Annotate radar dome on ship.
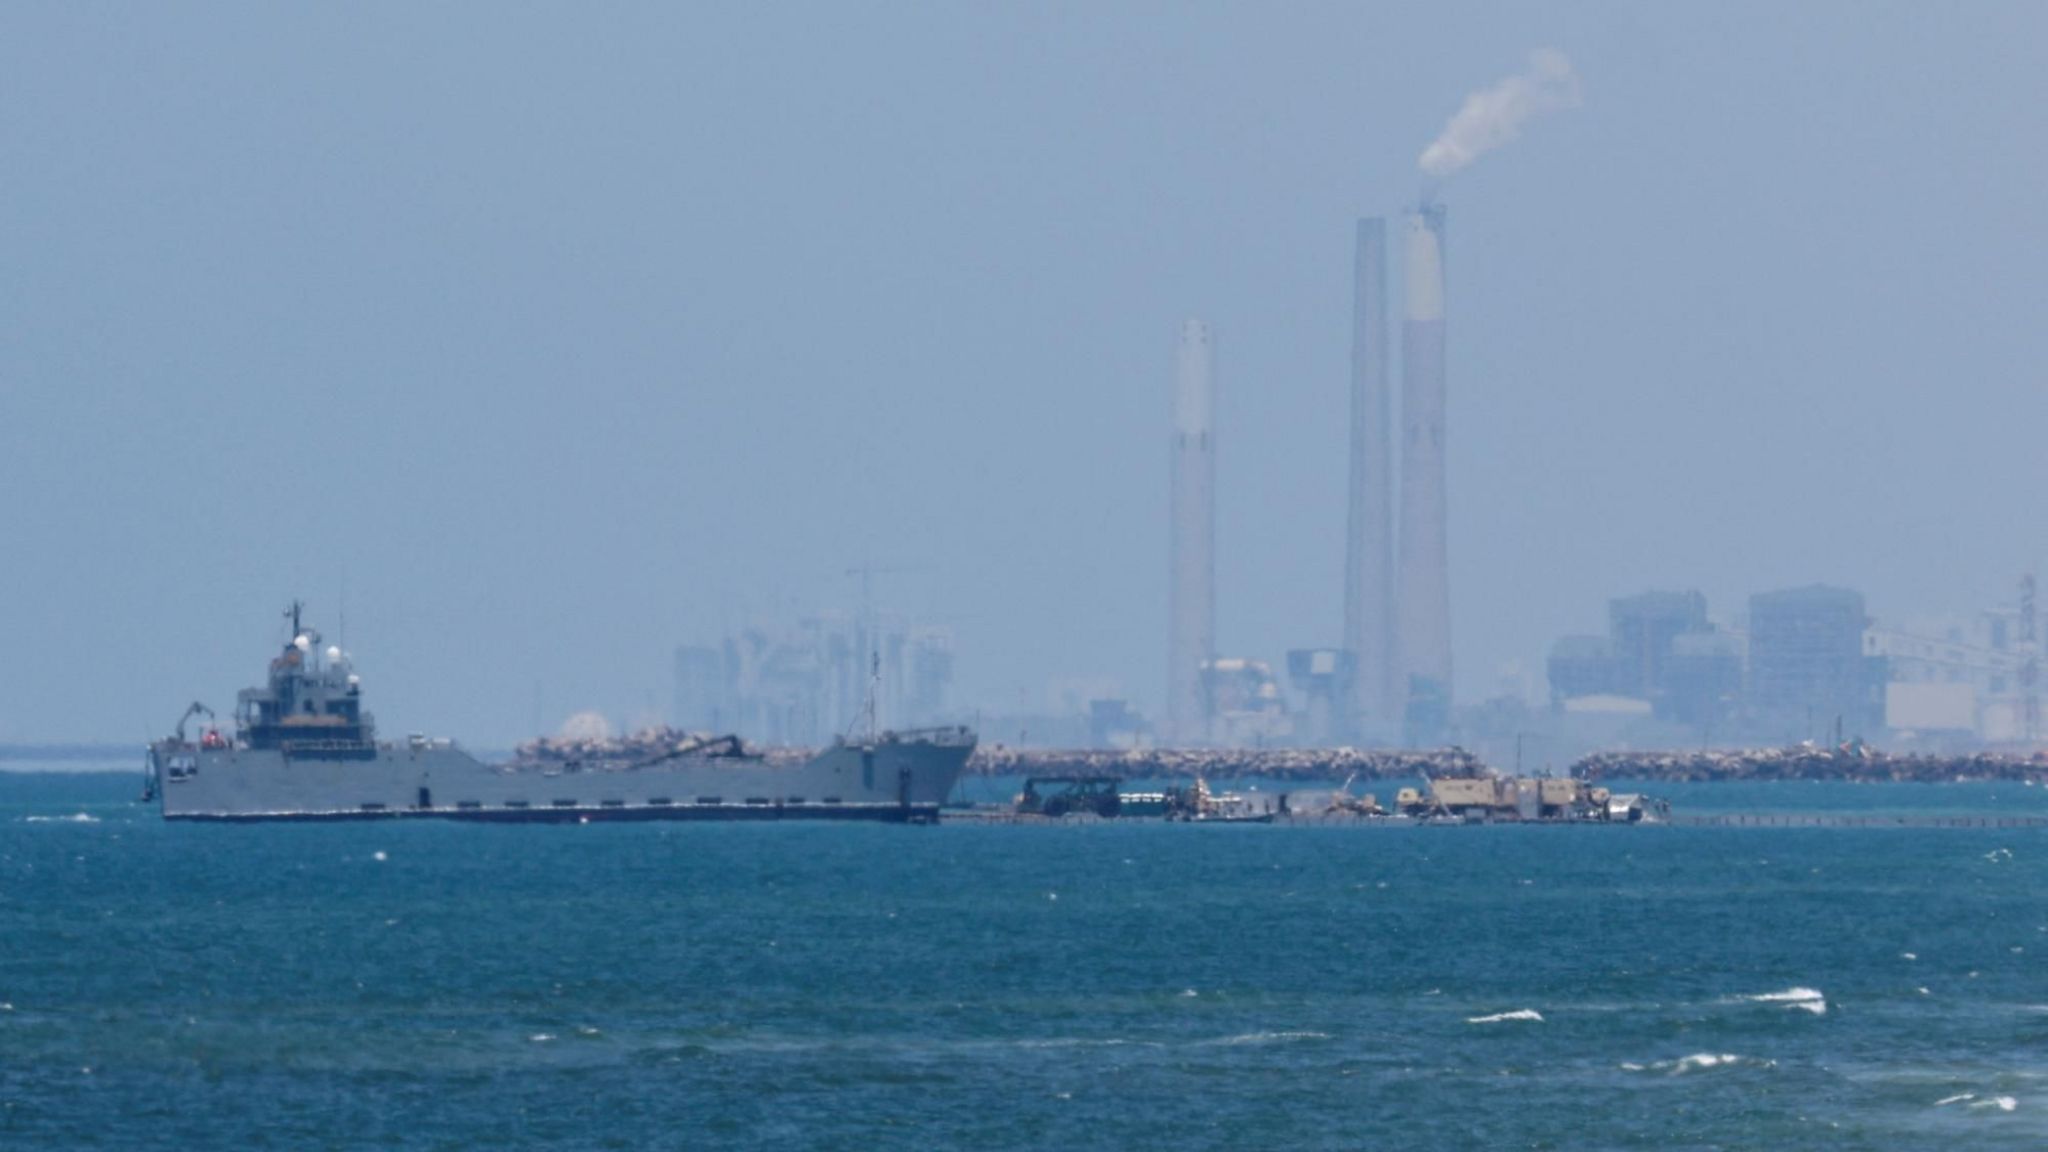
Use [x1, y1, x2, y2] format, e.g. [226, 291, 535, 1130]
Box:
[559, 711, 612, 743]
[294, 635, 311, 652]
[326, 646, 342, 662]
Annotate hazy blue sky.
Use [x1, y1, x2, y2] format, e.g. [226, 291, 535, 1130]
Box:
[3, 3, 2044, 743]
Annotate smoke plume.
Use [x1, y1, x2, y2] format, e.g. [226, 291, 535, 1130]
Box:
[1418, 49, 1582, 180]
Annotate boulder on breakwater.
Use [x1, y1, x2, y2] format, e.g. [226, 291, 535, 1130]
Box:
[1571, 745, 2048, 784]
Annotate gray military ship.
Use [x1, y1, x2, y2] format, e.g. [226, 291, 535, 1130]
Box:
[145, 605, 975, 823]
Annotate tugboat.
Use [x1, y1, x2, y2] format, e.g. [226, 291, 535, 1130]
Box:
[145, 604, 974, 823]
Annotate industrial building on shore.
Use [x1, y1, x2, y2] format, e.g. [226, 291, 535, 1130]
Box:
[1543, 579, 2043, 750]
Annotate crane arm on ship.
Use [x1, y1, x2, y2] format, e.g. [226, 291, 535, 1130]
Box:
[1327, 772, 1360, 813]
[628, 733, 747, 771]
[173, 701, 215, 744]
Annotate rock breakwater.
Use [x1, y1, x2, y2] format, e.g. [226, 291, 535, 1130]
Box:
[965, 746, 1487, 781]
[1571, 746, 2048, 783]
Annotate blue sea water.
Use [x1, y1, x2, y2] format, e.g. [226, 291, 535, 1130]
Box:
[4, 771, 2048, 1150]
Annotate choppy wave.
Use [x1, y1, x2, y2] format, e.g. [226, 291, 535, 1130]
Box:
[1204, 1031, 1332, 1046]
[1017, 1037, 1160, 1050]
[1939, 1093, 2019, 1112]
[1467, 1009, 1543, 1024]
[1733, 987, 1827, 1015]
[22, 813, 99, 824]
[1622, 1053, 1774, 1075]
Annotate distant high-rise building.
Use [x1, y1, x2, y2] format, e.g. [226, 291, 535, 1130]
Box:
[675, 615, 957, 746]
[1546, 589, 1725, 727]
[1747, 585, 1886, 741]
[1869, 600, 2034, 742]
[1608, 590, 1711, 700]
[671, 644, 726, 732]
[1664, 632, 1744, 732]
[1087, 698, 1145, 749]
[1167, 319, 1215, 744]
[1398, 205, 1451, 742]
[1343, 218, 1395, 737]
[1546, 634, 1623, 703]
[903, 625, 954, 726]
[1287, 648, 1355, 746]
[1202, 657, 1288, 746]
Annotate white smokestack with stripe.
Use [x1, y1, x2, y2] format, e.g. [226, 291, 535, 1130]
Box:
[1398, 205, 1451, 739]
[1167, 319, 1215, 744]
[1344, 219, 1395, 733]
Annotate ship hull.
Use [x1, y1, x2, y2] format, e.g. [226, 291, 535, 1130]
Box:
[151, 734, 972, 825]
[170, 803, 942, 824]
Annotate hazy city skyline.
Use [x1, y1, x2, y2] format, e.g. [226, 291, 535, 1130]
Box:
[4, 3, 2045, 744]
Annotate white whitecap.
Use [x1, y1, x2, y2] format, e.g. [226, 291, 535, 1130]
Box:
[1967, 1095, 2017, 1112]
[23, 813, 99, 824]
[1935, 1093, 1975, 1106]
[1627, 1053, 1771, 1075]
[1736, 987, 1827, 1015]
[1467, 1009, 1543, 1024]
[529, 1032, 555, 1043]
[1212, 1030, 1332, 1046]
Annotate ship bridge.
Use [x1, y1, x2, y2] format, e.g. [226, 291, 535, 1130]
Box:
[237, 604, 376, 755]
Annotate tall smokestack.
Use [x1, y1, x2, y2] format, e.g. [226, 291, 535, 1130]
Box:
[1167, 319, 1215, 744]
[1343, 219, 1395, 737]
[1398, 205, 1451, 741]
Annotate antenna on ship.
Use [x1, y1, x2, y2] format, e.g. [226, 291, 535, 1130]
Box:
[841, 562, 933, 741]
[864, 649, 881, 742]
[845, 563, 883, 745]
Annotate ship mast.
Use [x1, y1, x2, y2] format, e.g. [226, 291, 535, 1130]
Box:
[863, 650, 880, 743]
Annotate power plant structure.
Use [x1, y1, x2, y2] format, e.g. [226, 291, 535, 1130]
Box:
[1342, 218, 1396, 738]
[1397, 203, 1452, 742]
[1167, 319, 1215, 744]
[1159, 48, 1584, 747]
[1167, 207, 1454, 749]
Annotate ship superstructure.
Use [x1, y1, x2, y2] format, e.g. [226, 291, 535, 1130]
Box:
[146, 605, 973, 823]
